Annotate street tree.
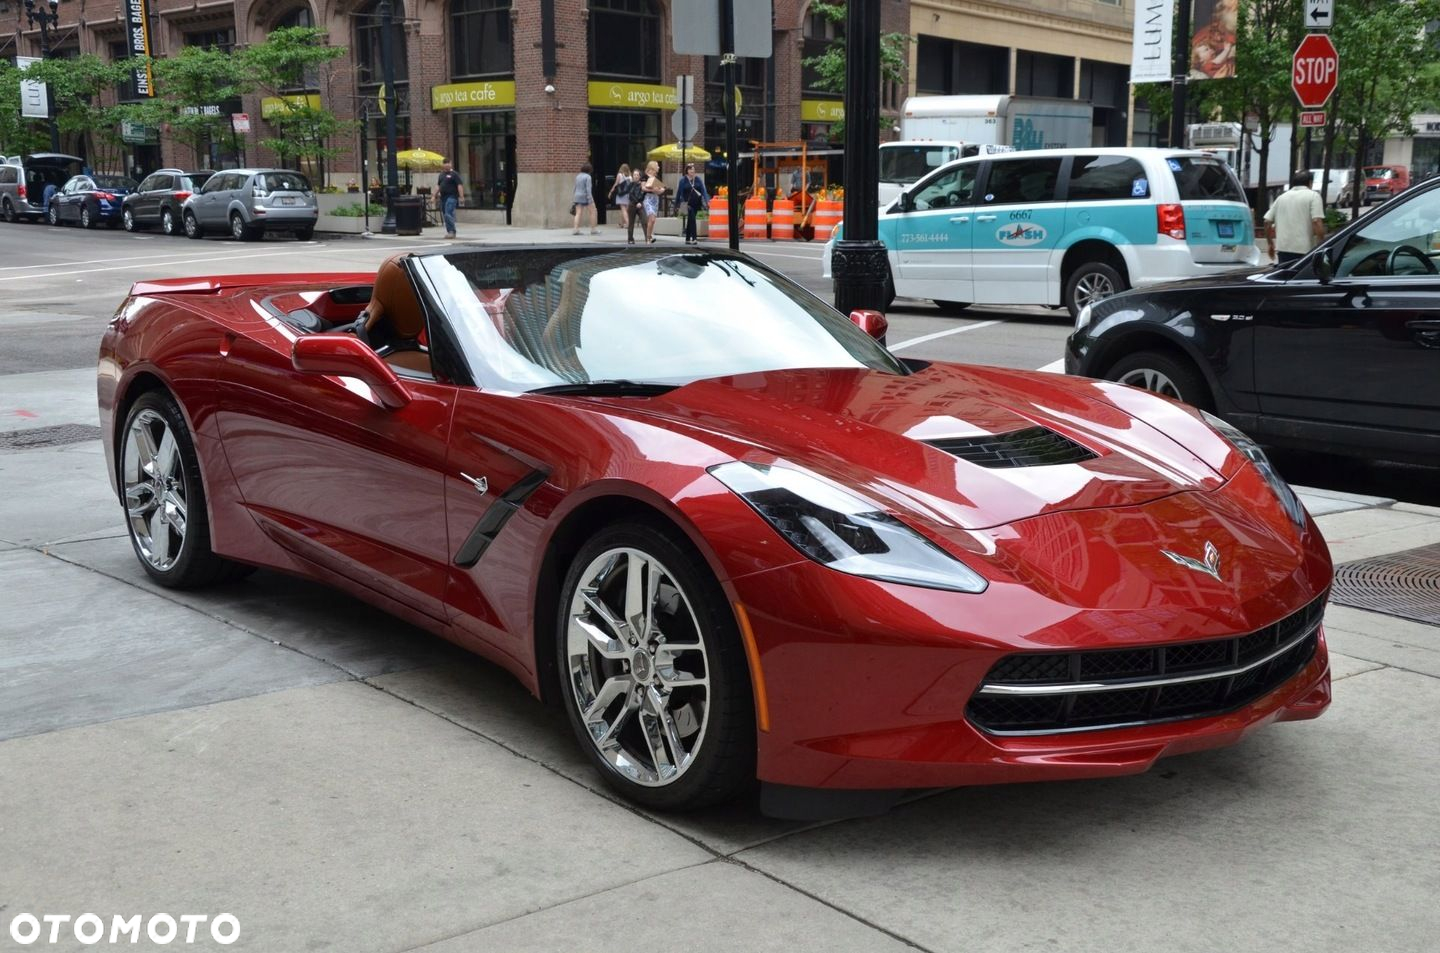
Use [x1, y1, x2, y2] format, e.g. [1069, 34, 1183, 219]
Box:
[0, 60, 49, 156]
[18, 55, 135, 172]
[240, 27, 352, 182]
[800, 0, 907, 140]
[149, 46, 252, 169]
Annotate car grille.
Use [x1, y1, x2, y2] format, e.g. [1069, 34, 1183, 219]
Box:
[926, 427, 1097, 469]
[967, 595, 1325, 735]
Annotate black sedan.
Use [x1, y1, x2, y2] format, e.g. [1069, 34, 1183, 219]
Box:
[1067, 176, 1440, 466]
[48, 174, 137, 228]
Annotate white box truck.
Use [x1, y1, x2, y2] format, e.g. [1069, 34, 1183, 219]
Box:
[1187, 121, 1294, 205]
[878, 95, 1094, 204]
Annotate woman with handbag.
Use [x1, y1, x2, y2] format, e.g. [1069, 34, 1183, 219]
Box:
[640, 161, 664, 244]
[675, 164, 708, 246]
[608, 163, 632, 231]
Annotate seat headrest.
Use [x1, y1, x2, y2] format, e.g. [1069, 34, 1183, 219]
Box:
[365, 253, 425, 339]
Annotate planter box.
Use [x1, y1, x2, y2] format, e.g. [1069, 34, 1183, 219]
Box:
[316, 214, 369, 234]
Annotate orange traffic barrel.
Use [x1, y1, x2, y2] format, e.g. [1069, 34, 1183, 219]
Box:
[771, 197, 794, 241]
[813, 199, 842, 242]
[743, 195, 768, 240]
[708, 196, 728, 243]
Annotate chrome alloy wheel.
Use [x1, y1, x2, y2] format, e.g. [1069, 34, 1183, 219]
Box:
[1072, 270, 1118, 310]
[565, 548, 711, 787]
[122, 408, 189, 572]
[1118, 367, 1182, 400]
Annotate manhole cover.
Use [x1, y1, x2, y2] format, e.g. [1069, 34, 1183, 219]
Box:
[0, 424, 102, 451]
[1331, 543, 1440, 626]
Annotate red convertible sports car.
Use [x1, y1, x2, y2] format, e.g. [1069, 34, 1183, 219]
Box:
[98, 247, 1332, 816]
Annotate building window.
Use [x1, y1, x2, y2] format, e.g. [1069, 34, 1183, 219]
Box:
[915, 35, 1008, 95]
[452, 0, 512, 78]
[589, 0, 659, 81]
[275, 6, 314, 29]
[356, 0, 409, 88]
[184, 28, 235, 52]
[455, 110, 515, 209]
[802, 10, 840, 96]
[1016, 50, 1074, 99]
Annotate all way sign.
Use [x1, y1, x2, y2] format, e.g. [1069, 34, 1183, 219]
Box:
[1293, 33, 1339, 109]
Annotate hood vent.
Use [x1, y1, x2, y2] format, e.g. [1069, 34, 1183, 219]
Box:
[927, 426, 1097, 469]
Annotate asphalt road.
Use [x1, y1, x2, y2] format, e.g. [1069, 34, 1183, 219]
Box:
[2, 217, 1436, 504]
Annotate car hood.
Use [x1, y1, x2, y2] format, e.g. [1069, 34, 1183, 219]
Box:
[616, 363, 1240, 531]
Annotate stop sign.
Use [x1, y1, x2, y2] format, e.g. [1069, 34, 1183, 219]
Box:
[1293, 34, 1339, 108]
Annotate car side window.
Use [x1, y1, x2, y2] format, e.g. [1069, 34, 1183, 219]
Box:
[910, 166, 977, 211]
[1333, 188, 1440, 279]
[1068, 155, 1150, 201]
[155, 175, 173, 191]
[0, 167, 15, 184]
[982, 158, 1064, 204]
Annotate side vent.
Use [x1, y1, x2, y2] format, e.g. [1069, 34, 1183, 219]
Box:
[927, 426, 1097, 469]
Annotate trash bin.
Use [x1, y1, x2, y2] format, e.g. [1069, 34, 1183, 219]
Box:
[392, 195, 425, 236]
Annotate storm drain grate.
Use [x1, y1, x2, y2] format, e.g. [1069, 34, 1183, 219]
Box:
[1331, 543, 1440, 626]
[0, 424, 102, 451]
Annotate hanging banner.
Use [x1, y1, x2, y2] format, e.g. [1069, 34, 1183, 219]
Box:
[1130, 0, 1173, 84]
[1190, 0, 1239, 80]
[125, 0, 155, 96]
[16, 55, 49, 120]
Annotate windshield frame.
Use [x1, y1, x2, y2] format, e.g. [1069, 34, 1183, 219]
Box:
[410, 247, 910, 394]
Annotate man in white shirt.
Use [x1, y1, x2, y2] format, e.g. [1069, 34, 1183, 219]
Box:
[1263, 170, 1326, 264]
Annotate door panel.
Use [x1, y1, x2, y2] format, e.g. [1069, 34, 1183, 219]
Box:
[970, 157, 1067, 305]
[886, 163, 978, 302]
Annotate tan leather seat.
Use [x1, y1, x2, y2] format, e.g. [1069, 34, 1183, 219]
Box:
[364, 253, 431, 375]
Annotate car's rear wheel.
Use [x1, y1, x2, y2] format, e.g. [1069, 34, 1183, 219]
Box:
[120, 391, 253, 588]
[294, 226, 315, 242]
[2, 198, 15, 223]
[47, 203, 59, 226]
[557, 521, 754, 811]
[1107, 350, 1210, 409]
[81, 203, 97, 229]
[122, 207, 138, 232]
[1065, 261, 1126, 318]
[231, 212, 260, 241]
[934, 300, 970, 315]
[161, 207, 178, 236]
[184, 211, 204, 239]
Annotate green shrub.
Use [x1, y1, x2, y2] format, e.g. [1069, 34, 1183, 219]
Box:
[330, 202, 385, 217]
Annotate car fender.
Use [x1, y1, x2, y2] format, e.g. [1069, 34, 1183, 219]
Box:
[1080, 307, 1231, 409]
[1051, 227, 1140, 283]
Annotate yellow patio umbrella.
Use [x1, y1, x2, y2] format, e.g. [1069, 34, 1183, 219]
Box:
[394, 148, 446, 170]
[647, 143, 712, 163]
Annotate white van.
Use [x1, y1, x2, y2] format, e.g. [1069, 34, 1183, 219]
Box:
[825, 147, 1259, 316]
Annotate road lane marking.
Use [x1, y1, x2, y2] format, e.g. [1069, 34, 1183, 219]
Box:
[1037, 358, 1065, 373]
[889, 319, 1002, 351]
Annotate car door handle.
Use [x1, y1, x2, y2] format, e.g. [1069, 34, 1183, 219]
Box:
[976, 214, 997, 222]
[949, 215, 970, 223]
[1407, 319, 1440, 349]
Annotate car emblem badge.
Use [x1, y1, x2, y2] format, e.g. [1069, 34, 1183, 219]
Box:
[1162, 540, 1222, 581]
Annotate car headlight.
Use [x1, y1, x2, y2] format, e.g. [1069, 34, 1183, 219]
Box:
[1074, 302, 1093, 332]
[1201, 411, 1306, 528]
[708, 461, 987, 593]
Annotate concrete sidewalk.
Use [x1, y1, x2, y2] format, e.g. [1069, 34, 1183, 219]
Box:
[2, 366, 1438, 953]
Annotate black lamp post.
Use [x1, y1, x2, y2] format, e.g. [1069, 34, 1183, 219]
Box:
[23, 0, 62, 152]
[378, 0, 400, 234]
[831, 0, 888, 316]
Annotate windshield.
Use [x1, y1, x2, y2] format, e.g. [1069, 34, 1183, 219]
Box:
[1169, 155, 1246, 202]
[259, 172, 311, 193]
[880, 144, 960, 185]
[415, 248, 907, 392]
[93, 175, 135, 190]
[1365, 167, 1397, 180]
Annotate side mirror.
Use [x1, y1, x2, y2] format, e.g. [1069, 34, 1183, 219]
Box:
[1313, 250, 1333, 284]
[897, 191, 913, 213]
[292, 334, 410, 410]
[849, 308, 889, 342]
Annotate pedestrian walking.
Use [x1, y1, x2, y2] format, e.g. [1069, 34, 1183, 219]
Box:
[572, 162, 599, 235]
[1264, 170, 1326, 265]
[675, 163, 708, 246]
[608, 163, 632, 231]
[640, 160, 664, 244]
[625, 169, 645, 245]
[436, 161, 464, 239]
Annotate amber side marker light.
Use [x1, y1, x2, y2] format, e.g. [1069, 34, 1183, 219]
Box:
[733, 602, 771, 733]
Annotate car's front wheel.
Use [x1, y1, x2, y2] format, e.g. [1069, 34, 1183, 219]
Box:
[557, 520, 754, 810]
[122, 207, 138, 232]
[934, 300, 970, 315]
[1107, 350, 1210, 409]
[120, 391, 253, 588]
[184, 211, 204, 239]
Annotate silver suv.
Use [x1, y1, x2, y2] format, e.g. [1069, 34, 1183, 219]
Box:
[0, 153, 86, 223]
[182, 168, 318, 241]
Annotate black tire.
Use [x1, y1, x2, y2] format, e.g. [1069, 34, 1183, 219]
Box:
[118, 390, 254, 588]
[47, 202, 60, 226]
[294, 226, 315, 242]
[934, 299, 970, 315]
[556, 519, 755, 811]
[231, 212, 260, 241]
[184, 211, 204, 239]
[81, 203, 97, 229]
[122, 206, 139, 232]
[1064, 260, 1127, 319]
[1106, 350, 1211, 409]
[161, 206, 178, 236]
[2, 198, 15, 223]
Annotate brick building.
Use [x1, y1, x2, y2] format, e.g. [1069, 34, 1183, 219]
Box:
[3, 0, 912, 227]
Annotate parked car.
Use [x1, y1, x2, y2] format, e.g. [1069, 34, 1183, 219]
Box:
[0, 153, 85, 223]
[1066, 172, 1440, 466]
[1308, 167, 1350, 207]
[122, 169, 213, 236]
[99, 245, 1332, 815]
[824, 147, 1259, 317]
[47, 174, 137, 228]
[182, 168, 317, 241]
[1339, 164, 1411, 207]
